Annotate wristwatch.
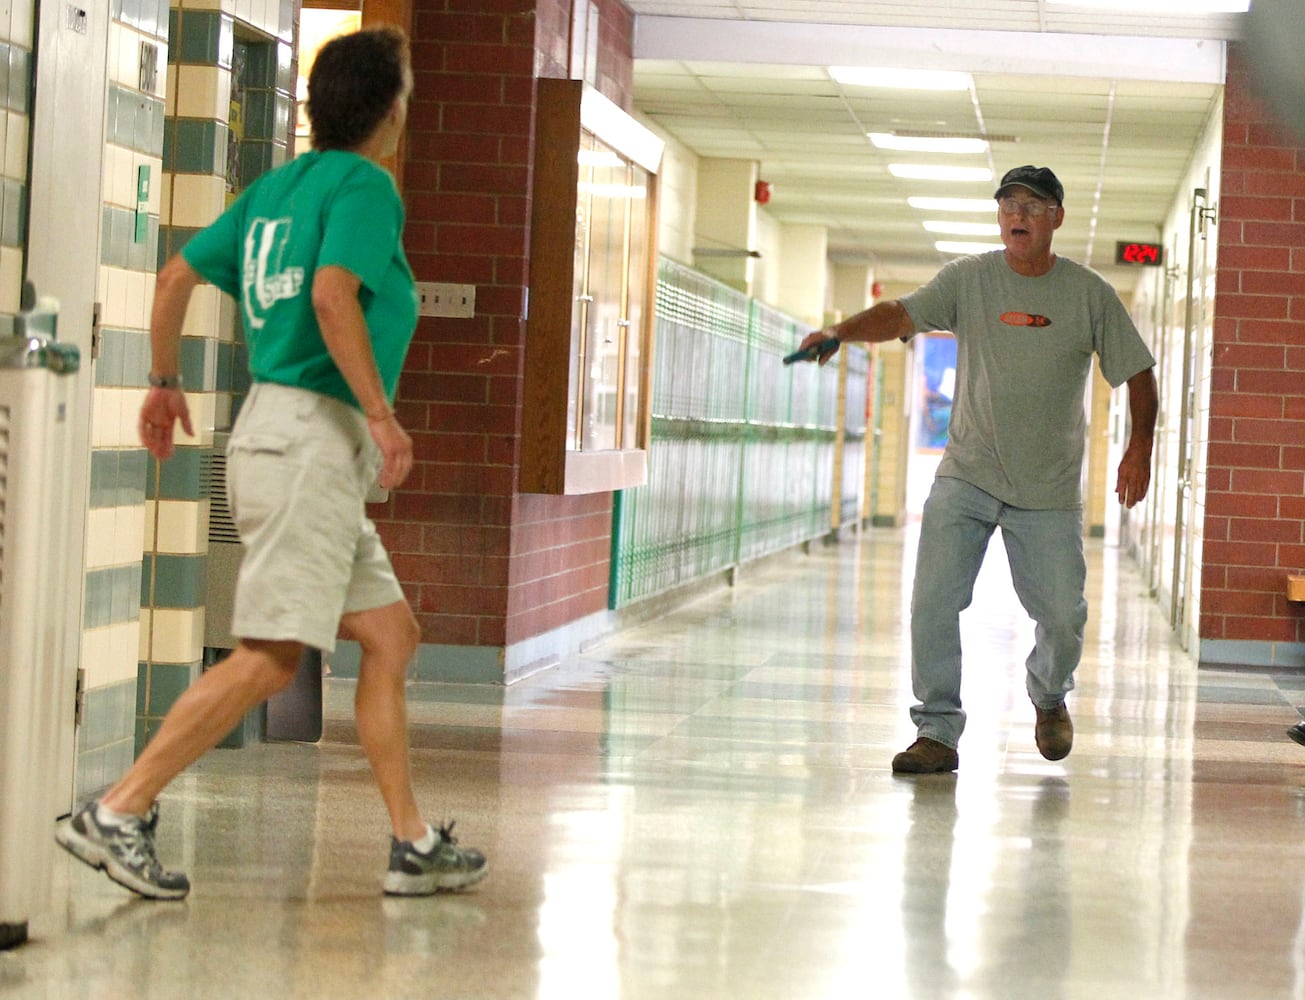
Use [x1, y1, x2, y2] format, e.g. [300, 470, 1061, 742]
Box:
[148, 373, 183, 389]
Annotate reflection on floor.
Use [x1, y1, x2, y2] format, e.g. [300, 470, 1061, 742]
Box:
[5, 527, 1305, 999]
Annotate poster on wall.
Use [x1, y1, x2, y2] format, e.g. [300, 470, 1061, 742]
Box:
[917, 334, 956, 451]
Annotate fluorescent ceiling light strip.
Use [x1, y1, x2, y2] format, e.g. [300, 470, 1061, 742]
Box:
[869, 133, 988, 154]
[1046, 0, 1246, 9]
[830, 66, 972, 91]
[909, 197, 997, 213]
[936, 240, 1004, 255]
[923, 221, 1001, 236]
[890, 164, 992, 182]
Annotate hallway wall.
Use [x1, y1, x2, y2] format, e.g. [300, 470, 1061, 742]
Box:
[1200, 43, 1305, 669]
[359, 0, 637, 682]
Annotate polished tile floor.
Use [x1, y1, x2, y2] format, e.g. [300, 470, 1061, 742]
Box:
[6, 526, 1305, 999]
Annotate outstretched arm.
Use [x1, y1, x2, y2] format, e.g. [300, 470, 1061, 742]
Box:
[1116, 366, 1158, 508]
[794, 300, 916, 365]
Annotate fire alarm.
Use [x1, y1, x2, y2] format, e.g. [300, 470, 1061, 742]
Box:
[754, 180, 772, 205]
[872, 281, 883, 299]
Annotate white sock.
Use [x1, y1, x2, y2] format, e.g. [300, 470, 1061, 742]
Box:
[95, 802, 138, 827]
[412, 824, 437, 853]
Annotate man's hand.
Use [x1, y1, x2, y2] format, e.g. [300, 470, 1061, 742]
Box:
[138, 387, 194, 460]
[368, 412, 413, 489]
[794, 331, 841, 366]
[1115, 439, 1152, 508]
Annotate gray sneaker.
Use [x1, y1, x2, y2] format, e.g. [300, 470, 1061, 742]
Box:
[383, 821, 487, 896]
[55, 799, 190, 901]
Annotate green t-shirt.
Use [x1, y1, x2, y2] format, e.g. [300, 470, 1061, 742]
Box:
[182, 150, 417, 409]
[901, 251, 1155, 510]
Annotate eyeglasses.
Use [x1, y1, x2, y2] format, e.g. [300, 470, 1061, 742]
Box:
[997, 197, 1059, 218]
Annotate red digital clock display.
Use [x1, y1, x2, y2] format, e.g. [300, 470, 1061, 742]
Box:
[1115, 241, 1163, 266]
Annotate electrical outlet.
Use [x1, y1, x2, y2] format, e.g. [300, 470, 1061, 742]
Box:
[416, 282, 476, 318]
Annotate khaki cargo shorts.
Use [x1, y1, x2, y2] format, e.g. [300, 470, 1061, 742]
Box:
[227, 382, 404, 652]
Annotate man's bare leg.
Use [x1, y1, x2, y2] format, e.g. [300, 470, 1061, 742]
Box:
[102, 639, 303, 816]
[342, 600, 424, 841]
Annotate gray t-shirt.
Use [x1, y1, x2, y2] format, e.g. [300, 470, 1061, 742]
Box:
[900, 251, 1155, 510]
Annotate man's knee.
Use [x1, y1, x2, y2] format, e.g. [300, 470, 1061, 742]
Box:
[238, 640, 303, 697]
[350, 602, 420, 660]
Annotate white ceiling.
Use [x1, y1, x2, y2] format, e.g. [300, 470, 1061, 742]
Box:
[626, 1, 1240, 293]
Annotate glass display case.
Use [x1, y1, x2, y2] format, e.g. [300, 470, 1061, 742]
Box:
[521, 79, 663, 494]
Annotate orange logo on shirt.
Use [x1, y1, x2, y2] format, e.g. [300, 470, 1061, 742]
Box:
[1000, 312, 1052, 327]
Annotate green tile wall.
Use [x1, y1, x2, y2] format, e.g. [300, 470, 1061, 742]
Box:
[146, 447, 209, 501]
[89, 449, 149, 508]
[84, 565, 144, 630]
[141, 553, 208, 608]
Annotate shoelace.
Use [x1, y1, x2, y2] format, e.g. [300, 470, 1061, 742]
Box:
[110, 814, 168, 877]
[436, 821, 459, 846]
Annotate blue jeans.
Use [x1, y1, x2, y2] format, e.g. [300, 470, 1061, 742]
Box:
[909, 476, 1088, 749]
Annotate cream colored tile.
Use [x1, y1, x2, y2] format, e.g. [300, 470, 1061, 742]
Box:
[106, 620, 142, 686]
[154, 498, 211, 555]
[148, 607, 204, 663]
[10, 0, 32, 43]
[142, 499, 157, 550]
[108, 22, 127, 88]
[169, 173, 227, 229]
[4, 111, 26, 180]
[175, 64, 230, 122]
[78, 626, 112, 685]
[102, 143, 123, 208]
[0, 247, 23, 314]
[124, 268, 148, 329]
[83, 622, 141, 688]
[118, 387, 149, 445]
[115, 504, 148, 564]
[159, 171, 172, 226]
[173, 390, 215, 448]
[100, 265, 131, 328]
[165, 63, 178, 117]
[85, 507, 117, 570]
[181, 281, 222, 339]
[91, 387, 122, 448]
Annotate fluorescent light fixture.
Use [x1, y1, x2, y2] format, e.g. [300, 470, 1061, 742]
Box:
[909, 197, 998, 213]
[936, 240, 1004, 255]
[890, 164, 992, 182]
[1047, 0, 1246, 9]
[830, 66, 972, 91]
[869, 133, 989, 154]
[923, 220, 1001, 236]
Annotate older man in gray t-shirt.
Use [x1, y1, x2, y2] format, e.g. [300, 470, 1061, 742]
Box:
[792, 165, 1158, 774]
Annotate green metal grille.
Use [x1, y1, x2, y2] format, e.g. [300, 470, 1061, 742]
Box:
[611, 258, 869, 608]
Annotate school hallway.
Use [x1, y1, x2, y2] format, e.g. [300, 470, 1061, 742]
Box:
[4, 524, 1305, 1000]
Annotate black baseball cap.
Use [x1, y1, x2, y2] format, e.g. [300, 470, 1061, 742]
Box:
[995, 165, 1064, 204]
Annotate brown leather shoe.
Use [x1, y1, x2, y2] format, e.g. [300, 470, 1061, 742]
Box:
[1034, 701, 1073, 761]
[892, 737, 959, 774]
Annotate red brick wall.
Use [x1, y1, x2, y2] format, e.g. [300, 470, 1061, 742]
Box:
[1203, 44, 1305, 646]
[376, 0, 635, 651]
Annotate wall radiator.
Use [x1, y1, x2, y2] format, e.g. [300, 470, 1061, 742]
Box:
[0, 311, 79, 949]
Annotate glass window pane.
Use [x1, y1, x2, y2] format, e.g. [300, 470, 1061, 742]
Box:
[580, 138, 624, 451]
[622, 165, 651, 449]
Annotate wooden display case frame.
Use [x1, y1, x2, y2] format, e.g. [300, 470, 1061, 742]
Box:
[521, 78, 663, 495]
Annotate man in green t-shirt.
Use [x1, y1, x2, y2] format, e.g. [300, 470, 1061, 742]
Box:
[57, 27, 487, 900]
[793, 165, 1159, 775]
